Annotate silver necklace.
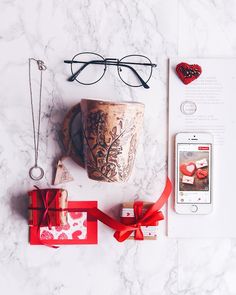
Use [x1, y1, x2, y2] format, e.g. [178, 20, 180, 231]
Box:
[28, 58, 47, 181]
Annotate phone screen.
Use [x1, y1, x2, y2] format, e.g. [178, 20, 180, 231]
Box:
[177, 143, 211, 204]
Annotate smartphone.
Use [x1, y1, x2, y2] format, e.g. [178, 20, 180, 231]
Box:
[175, 133, 213, 214]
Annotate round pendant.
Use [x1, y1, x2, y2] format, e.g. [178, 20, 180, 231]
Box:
[29, 166, 44, 181]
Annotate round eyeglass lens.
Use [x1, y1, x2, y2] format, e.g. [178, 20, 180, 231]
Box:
[71, 52, 106, 85]
[118, 55, 153, 87]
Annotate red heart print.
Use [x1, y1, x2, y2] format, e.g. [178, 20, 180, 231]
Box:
[176, 62, 202, 85]
[58, 233, 68, 240]
[70, 212, 83, 220]
[72, 230, 82, 240]
[196, 169, 208, 179]
[40, 230, 54, 240]
[180, 162, 196, 176]
[55, 224, 70, 232]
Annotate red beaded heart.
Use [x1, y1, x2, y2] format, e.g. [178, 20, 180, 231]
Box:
[176, 62, 202, 85]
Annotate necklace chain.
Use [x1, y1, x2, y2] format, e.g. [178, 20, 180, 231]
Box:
[28, 58, 47, 180]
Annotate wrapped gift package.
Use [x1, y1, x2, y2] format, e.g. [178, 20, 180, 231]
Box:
[120, 202, 158, 240]
[28, 188, 68, 227]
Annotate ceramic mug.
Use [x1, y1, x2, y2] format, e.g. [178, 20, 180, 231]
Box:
[62, 98, 144, 182]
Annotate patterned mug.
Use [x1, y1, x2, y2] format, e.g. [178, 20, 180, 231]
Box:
[62, 99, 144, 182]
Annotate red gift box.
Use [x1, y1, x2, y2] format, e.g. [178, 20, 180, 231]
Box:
[29, 201, 98, 245]
[28, 188, 68, 227]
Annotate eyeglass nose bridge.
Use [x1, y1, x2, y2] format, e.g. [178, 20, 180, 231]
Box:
[104, 58, 119, 61]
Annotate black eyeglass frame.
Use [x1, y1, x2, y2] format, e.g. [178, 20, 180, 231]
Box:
[64, 52, 157, 89]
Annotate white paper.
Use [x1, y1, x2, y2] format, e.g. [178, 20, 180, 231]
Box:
[168, 58, 236, 237]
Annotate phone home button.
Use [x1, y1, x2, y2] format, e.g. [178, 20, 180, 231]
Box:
[191, 205, 198, 213]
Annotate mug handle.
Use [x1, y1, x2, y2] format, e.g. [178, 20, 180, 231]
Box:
[62, 103, 85, 168]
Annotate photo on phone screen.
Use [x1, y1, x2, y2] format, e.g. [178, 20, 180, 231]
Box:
[177, 143, 211, 204]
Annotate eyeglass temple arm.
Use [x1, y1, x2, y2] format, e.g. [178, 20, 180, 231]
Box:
[117, 63, 150, 89]
[64, 60, 95, 82]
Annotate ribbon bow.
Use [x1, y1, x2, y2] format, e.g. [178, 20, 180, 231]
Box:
[113, 201, 164, 241]
[29, 186, 62, 229]
[38, 188, 56, 229]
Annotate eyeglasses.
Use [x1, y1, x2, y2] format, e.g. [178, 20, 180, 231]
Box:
[64, 52, 157, 89]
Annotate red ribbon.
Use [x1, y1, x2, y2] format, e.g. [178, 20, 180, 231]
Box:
[88, 177, 172, 242]
[29, 186, 63, 229]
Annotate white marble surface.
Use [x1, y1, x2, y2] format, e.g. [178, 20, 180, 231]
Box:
[1, 0, 236, 294]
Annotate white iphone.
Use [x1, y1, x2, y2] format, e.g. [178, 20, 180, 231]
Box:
[175, 133, 213, 214]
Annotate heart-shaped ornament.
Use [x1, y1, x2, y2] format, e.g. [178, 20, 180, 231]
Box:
[196, 169, 208, 179]
[176, 62, 202, 85]
[180, 162, 196, 176]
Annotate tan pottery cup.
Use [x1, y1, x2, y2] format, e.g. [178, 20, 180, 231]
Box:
[63, 99, 144, 182]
